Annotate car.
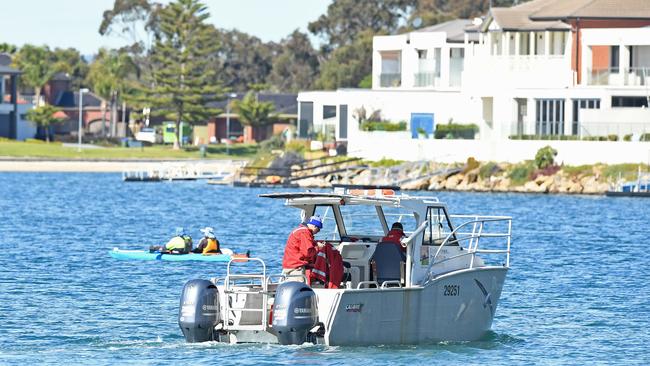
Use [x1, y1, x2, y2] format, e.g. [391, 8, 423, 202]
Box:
[135, 127, 163, 144]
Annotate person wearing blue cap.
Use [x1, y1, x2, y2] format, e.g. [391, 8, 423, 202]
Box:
[281, 215, 325, 282]
[163, 227, 193, 254]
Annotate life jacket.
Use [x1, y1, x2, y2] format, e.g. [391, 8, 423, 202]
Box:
[310, 243, 345, 289]
[202, 238, 221, 254]
[381, 229, 405, 252]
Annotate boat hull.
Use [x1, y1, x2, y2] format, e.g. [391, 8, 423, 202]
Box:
[322, 267, 508, 345]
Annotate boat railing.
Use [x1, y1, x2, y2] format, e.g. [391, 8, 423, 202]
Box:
[429, 215, 511, 272]
[223, 258, 269, 331]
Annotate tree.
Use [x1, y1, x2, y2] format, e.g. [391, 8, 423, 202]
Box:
[50, 47, 89, 90]
[267, 30, 319, 92]
[308, 0, 414, 53]
[535, 145, 558, 169]
[25, 104, 64, 142]
[315, 30, 374, 90]
[99, 0, 158, 52]
[144, 0, 222, 149]
[87, 48, 138, 137]
[212, 29, 277, 92]
[232, 90, 276, 127]
[0, 43, 17, 54]
[13, 45, 55, 104]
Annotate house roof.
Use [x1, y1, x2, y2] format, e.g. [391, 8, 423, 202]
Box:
[54, 90, 103, 109]
[0, 64, 21, 75]
[414, 19, 480, 42]
[207, 93, 298, 116]
[486, 0, 650, 32]
[528, 0, 650, 20]
[489, 7, 571, 31]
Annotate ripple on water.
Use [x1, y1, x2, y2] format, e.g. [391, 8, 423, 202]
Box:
[1, 173, 649, 365]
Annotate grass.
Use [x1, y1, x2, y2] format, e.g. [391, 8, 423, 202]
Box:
[0, 140, 260, 160]
[602, 163, 649, 181]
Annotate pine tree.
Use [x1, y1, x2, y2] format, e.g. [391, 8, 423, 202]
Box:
[144, 0, 221, 149]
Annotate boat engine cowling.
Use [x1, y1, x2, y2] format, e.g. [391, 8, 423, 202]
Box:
[178, 279, 220, 342]
[272, 281, 318, 345]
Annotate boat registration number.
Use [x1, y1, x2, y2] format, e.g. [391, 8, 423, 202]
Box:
[443, 285, 459, 296]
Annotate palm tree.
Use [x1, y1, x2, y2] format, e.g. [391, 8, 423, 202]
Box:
[13, 45, 55, 105]
[87, 48, 137, 137]
[25, 104, 64, 142]
[232, 90, 276, 142]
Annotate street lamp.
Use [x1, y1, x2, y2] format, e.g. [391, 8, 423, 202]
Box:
[78, 88, 89, 152]
[225, 93, 237, 155]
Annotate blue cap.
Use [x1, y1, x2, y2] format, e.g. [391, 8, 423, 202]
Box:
[175, 227, 186, 236]
[307, 215, 323, 229]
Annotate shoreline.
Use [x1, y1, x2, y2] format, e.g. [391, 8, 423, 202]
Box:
[0, 158, 235, 173]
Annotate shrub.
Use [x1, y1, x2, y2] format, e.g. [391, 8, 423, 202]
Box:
[434, 123, 478, 139]
[285, 140, 307, 155]
[479, 162, 500, 179]
[623, 134, 633, 141]
[360, 121, 407, 132]
[259, 134, 285, 153]
[368, 158, 403, 167]
[530, 165, 561, 180]
[508, 162, 535, 185]
[607, 134, 618, 141]
[534, 145, 557, 169]
[641, 133, 650, 142]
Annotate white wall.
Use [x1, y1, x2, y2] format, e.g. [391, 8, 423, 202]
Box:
[348, 132, 650, 165]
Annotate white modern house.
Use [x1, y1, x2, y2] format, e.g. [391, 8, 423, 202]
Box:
[297, 0, 650, 164]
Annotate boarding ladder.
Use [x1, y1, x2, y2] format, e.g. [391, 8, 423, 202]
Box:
[222, 258, 270, 331]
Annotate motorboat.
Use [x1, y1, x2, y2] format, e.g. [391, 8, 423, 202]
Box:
[606, 167, 650, 197]
[178, 185, 512, 345]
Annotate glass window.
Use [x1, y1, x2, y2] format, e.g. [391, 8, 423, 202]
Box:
[381, 206, 418, 233]
[323, 105, 337, 119]
[313, 205, 340, 241]
[339, 204, 385, 239]
[417, 49, 427, 59]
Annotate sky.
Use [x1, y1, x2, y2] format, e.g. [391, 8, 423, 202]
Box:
[0, 0, 332, 55]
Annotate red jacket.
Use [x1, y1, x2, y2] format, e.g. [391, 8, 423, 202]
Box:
[311, 243, 344, 289]
[282, 225, 317, 269]
[381, 229, 406, 252]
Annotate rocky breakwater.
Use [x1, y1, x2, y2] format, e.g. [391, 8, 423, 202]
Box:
[291, 158, 614, 195]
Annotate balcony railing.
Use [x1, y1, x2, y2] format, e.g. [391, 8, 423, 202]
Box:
[587, 67, 650, 86]
[379, 73, 401, 87]
[414, 72, 437, 87]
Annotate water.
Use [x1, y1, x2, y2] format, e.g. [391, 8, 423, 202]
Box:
[1, 173, 649, 365]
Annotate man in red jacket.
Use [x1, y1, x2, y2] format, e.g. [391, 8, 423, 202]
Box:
[381, 222, 406, 253]
[282, 215, 324, 283]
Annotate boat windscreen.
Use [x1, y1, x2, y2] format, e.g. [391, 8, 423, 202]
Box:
[339, 204, 385, 238]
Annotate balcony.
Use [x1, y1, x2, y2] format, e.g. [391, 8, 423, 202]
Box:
[414, 72, 437, 87]
[587, 68, 650, 86]
[379, 73, 401, 88]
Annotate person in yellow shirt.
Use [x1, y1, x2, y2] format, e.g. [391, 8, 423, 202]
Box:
[193, 227, 221, 255]
[163, 227, 193, 254]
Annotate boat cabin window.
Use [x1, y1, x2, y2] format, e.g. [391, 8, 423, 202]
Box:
[338, 204, 385, 240]
[381, 206, 418, 233]
[424, 207, 457, 246]
[313, 205, 341, 241]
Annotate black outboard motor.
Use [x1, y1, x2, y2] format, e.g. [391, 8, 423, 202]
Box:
[272, 282, 318, 345]
[178, 279, 220, 342]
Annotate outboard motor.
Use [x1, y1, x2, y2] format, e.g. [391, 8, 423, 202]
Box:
[271, 282, 318, 345]
[178, 279, 220, 342]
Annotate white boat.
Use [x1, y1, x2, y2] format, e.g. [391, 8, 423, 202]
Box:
[178, 186, 512, 345]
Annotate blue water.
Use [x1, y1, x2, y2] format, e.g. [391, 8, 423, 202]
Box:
[1, 173, 649, 365]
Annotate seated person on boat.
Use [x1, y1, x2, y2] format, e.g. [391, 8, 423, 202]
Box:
[380, 222, 406, 253]
[193, 226, 221, 254]
[149, 227, 193, 254]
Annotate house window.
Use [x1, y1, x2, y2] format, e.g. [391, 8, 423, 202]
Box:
[610, 46, 619, 73]
[612, 96, 648, 107]
[535, 99, 565, 136]
[571, 99, 600, 135]
[417, 49, 427, 59]
[323, 105, 337, 119]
